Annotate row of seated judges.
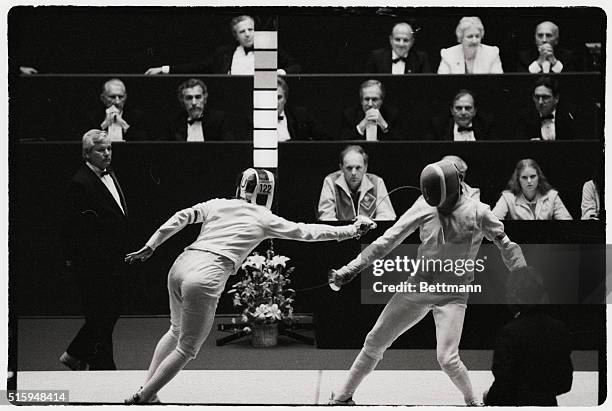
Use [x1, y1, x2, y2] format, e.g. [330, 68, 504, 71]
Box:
[317, 146, 603, 222]
[15, 74, 598, 142]
[15, 14, 601, 75]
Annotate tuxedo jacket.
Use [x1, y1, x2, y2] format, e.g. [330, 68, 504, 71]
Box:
[516, 47, 581, 72]
[515, 104, 578, 140]
[284, 105, 331, 141]
[60, 164, 129, 275]
[171, 44, 301, 74]
[85, 106, 150, 141]
[438, 44, 504, 74]
[364, 47, 433, 74]
[428, 113, 495, 140]
[165, 109, 236, 141]
[485, 308, 573, 406]
[339, 105, 405, 140]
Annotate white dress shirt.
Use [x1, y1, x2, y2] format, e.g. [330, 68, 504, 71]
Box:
[277, 111, 291, 142]
[391, 50, 406, 75]
[187, 120, 205, 142]
[539, 110, 556, 140]
[86, 162, 125, 214]
[453, 123, 476, 141]
[229, 45, 254, 75]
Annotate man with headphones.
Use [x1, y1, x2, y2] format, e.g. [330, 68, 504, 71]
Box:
[123, 168, 376, 404]
[329, 159, 530, 406]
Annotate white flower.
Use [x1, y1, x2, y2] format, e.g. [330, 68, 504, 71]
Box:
[266, 303, 283, 321]
[241, 255, 267, 270]
[252, 304, 268, 319]
[269, 255, 290, 268]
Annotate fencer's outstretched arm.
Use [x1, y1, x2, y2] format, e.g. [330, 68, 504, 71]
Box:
[266, 213, 376, 242]
[331, 197, 430, 287]
[482, 208, 527, 272]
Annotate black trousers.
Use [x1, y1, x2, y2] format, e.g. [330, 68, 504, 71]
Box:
[67, 273, 121, 370]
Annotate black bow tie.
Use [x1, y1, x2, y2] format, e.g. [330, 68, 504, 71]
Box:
[187, 116, 204, 125]
[457, 126, 474, 132]
[278, 115, 284, 121]
[540, 114, 554, 121]
[392, 56, 407, 64]
[101, 169, 112, 176]
[244, 46, 254, 54]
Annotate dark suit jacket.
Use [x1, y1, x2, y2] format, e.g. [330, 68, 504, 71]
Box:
[339, 105, 405, 140]
[284, 105, 331, 141]
[365, 47, 433, 74]
[428, 113, 494, 141]
[85, 106, 150, 141]
[60, 164, 129, 276]
[516, 47, 582, 72]
[515, 104, 578, 140]
[171, 44, 301, 74]
[165, 109, 236, 141]
[485, 308, 573, 406]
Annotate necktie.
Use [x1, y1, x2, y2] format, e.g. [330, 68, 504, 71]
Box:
[244, 46, 254, 54]
[392, 56, 407, 64]
[457, 126, 474, 132]
[540, 114, 554, 121]
[188, 116, 204, 125]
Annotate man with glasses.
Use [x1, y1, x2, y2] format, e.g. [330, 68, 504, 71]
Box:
[515, 76, 577, 140]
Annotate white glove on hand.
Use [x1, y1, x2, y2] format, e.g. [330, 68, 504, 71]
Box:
[353, 215, 377, 239]
[328, 266, 359, 291]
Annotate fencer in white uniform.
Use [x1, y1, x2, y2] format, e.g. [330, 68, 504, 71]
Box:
[124, 168, 376, 404]
[328, 160, 529, 406]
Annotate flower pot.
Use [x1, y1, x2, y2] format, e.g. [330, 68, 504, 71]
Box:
[250, 323, 278, 347]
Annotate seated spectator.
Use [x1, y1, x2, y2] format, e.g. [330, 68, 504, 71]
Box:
[365, 21, 432, 74]
[581, 166, 603, 220]
[339, 80, 405, 141]
[438, 16, 503, 74]
[84, 78, 150, 141]
[492, 158, 572, 220]
[318, 145, 396, 221]
[164, 78, 235, 141]
[441, 155, 480, 200]
[484, 301, 573, 406]
[277, 77, 331, 141]
[515, 75, 577, 140]
[517, 21, 583, 73]
[145, 15, 300, 75]
[428, 89, 494, 141]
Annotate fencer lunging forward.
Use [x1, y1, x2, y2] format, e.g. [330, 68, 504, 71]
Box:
[328, 159, 529, 406]
[123, 168, 375, 404]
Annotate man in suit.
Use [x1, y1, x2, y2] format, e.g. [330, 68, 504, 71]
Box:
[429, 89, 494, 141]
[277, 77, 330, 141]
[484, 305, 573, 405]
[365, 21, 432, 74]
[165, 78, 235, 141]
[339, 79, 404, 141]
[60, 129, 129, 370]
[145, 15, 300, 75]
[515, 76, 577, 140]
[517, 21, 583, 73]
[84, 78, 150, 141]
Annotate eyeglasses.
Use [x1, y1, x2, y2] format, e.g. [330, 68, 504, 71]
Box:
[533, 94, 554, 102]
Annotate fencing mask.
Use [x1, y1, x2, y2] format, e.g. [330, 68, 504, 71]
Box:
[236, 168, 275, 210]
[420, 160, 461, 213]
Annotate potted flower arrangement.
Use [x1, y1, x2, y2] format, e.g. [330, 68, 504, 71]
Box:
[228, 246, 295, 347]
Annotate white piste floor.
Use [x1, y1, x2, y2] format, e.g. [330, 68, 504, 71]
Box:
[15, 369, 598, 406]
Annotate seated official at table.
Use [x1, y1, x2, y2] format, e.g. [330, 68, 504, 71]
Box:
[438, 16, 503, 74]
[492, 158, 572, 220]
[164, 78, 235, 141]
[277, 77, 331, 141]
[428, 89, 494, 141]
[339, 79, 405, 141]
[515, 75, 579, 140]
[365, 21, 432, 74]
[318, 145, 396, 221]
[145, 15, 300, 75]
